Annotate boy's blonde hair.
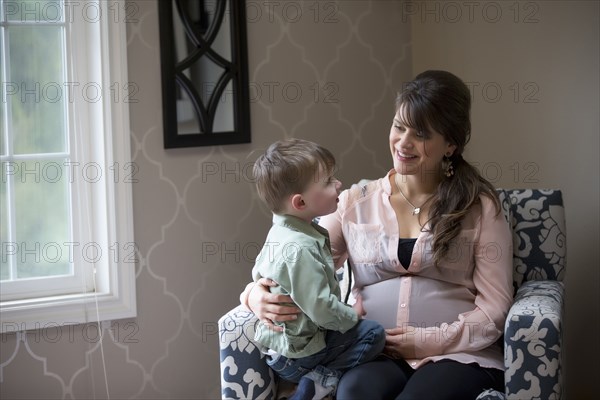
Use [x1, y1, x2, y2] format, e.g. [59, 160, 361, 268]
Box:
[253, 138, 336, 213]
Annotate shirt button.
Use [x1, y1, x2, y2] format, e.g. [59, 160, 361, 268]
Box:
[400, 303, 406, 308]
[411, 362, 417, 366]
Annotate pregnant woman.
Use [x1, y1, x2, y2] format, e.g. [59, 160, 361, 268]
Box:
[243, 70, 513, 399]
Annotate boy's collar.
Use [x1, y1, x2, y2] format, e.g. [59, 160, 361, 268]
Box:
[272, 213, 329, 239]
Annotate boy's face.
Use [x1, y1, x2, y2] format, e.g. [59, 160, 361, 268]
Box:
[301, 167, 342, 218]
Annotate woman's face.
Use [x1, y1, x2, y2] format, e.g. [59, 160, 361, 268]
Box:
[389, 105, 457, 180]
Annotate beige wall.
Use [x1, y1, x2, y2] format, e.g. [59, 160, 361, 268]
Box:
[0, 1, 411, 398]
[0, 1, 597, 399]
[411, 1, 599, 398]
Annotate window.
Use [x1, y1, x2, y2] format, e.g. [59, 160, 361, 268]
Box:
[0, 0, 136, 332]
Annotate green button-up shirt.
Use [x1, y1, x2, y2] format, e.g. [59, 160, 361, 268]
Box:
[252, 214, 358, 358]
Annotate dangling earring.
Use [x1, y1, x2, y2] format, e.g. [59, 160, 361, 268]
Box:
[444, 154, 454, 178]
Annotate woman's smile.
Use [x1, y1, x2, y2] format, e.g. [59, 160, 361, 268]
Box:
[396, 150, 418, 162]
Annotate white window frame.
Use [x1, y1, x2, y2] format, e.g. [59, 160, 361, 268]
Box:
[0, 0, 136, 333]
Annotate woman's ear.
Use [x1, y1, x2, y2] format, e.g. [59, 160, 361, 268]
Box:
[290, 194, 306, 211]
[445, 143, 458, 157]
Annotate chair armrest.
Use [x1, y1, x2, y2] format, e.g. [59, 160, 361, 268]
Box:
[476, 389, 506, 400]
[504, 280, 564, 400]
[218, 305, 276, 400]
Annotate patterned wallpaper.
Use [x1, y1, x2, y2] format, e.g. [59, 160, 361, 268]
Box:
[0, 1, 411, 398]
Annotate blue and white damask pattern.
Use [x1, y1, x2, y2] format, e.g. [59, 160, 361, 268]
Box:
[219, 307, 276, 400]
[476, 388, 505, 400]
[510, 190, 566, 288]
[501, 190, 565, 400]
[219, 189, 566, 399]
[504, 280, 564, 400]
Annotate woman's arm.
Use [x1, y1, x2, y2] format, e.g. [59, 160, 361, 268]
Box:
[241, 278, 300, 331]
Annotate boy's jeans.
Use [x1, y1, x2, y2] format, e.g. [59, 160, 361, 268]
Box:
[266, 319, 385, 390]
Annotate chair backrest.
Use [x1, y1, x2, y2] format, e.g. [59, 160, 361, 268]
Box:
[497, 189, 566, 291]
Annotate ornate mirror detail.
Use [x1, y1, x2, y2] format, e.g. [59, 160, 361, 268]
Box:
[158, 0, 251, 148]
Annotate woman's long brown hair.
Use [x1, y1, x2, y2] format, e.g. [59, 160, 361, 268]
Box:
[396, 70, 500, 265]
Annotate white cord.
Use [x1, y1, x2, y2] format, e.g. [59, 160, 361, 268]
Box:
[68, 2, 112, 396]
[92, 268, 110, 400]
[69, 62, 111, 400]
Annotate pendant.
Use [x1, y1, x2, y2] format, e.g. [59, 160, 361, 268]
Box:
[413, 207, 421, 215]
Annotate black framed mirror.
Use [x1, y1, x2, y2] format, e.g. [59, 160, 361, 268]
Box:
[158, 0, 251, 148]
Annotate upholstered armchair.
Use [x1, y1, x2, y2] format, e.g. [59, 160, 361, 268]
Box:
[218, 189, 566, 400]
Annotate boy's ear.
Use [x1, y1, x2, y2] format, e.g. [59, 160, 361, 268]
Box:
[291, 194, 306, 210]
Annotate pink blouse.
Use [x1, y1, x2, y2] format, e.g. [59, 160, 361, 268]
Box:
[318, 171, 513, 370]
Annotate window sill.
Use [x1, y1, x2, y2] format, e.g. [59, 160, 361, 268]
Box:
[1, 265, 136, 333]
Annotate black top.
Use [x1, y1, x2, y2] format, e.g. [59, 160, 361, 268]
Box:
[398, 238, 417, 269]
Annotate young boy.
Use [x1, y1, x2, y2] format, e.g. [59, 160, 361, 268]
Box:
[247, 139, 385, 400]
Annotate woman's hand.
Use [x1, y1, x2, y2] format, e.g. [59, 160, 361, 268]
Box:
[247, 278, 301, 332]
[384, 326, 417, 359]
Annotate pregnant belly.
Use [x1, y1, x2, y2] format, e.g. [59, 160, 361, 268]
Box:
[359, 276, 477, 329]
[360, 277, 401, 329]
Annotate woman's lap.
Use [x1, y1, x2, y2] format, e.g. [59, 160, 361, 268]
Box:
[336, 357, 503, 400]
[336, 357, 410, 400]
[397, 359, 504, 400]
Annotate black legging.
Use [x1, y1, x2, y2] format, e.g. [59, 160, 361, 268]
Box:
[335, 357, 504, 400]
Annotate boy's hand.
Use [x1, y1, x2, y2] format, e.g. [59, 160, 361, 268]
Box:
[352, 295, 366, 317]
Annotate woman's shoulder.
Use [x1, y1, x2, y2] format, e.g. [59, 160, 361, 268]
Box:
[477, 191, 502, 214]
[339, 176, 387, 207]
[472, 191, 506, 229]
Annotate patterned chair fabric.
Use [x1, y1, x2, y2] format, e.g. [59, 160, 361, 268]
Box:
[219, 189, 566, 400]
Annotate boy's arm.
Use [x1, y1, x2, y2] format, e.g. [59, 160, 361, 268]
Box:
[281, 248, 358, 333]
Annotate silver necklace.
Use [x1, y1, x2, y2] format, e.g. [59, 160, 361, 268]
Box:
[394, 175, 431, 216]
